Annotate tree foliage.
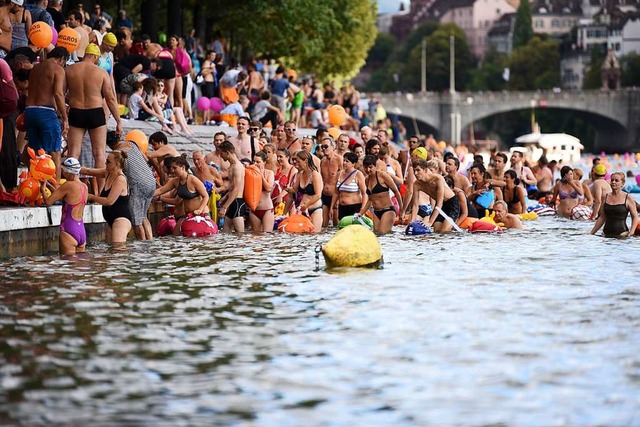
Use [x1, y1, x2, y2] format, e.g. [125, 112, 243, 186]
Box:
[582, 46, 606, 89]
[509, 36, 560, 90]
[367, 33, 397, 66]
[621, 52, 640, 87]
[513, 0, 533, 49]
[469, 48, 508, 91]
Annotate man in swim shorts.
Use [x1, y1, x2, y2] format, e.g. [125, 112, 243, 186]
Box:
[217, 140, 246, 233]
[66, 42, 122, 190]
[25, 47, 69, 183]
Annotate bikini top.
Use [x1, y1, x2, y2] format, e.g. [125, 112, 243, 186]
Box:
[366, 172, 389, 196]
[558, 187, 579, 200]
[176, 178, 199, 200]
[337, 170, 359, 193]
[300, 178, 316, 196]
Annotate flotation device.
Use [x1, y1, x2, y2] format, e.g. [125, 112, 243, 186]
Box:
[274, 202, 286, 217]
[273, 215, 287, 231]
[405, 220, 432, 235]
[570, 204, 592, 220]
[475, 189, 495, 209]
[338, 215, 374, 230]
[623, 184, 640, 193]
[322, 225, 382, 268]
[469, 220, 503, 233]
[243, 165, 262, 211]
[459, 217, 477, 229]
[157, 215, 176, 236]
[278, 213, 315, 233]
[518, 211, 538, 221]
[181, 214, 218, 237]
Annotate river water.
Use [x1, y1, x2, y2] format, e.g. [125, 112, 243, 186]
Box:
[1, 213, 640, 426]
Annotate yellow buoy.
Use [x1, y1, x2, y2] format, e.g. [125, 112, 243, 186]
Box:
[322, 225, 382, 268]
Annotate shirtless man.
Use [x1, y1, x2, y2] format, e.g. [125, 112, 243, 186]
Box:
[360, 125, 372, 146]
[229, 116, 259, 161]
[217, 141, 246, 233]
[193, 151, 223, 189]
[147, 131, 179, 184]
[65, 43, 122, 190]
[282, 120, 301, 152]
[336, 133, 350, 157]
[591, 164, 612, 220]
[205, 131, 227, 170]
[300, 136, 321, 170]
[25, 47, 68, 182]
[141, 33, 162, 59]
[319, 136, 342, 227]
[67, 10, 90, 59]
[509, 150, 537, 190]
[533, 155, 554, 198]
[444, 156, 471, 191]
[489, 152, 507, 188]
[0, 0, 20, 57]
[376, 128, 398, 159]
[412, 159, 460, 233]
[493, 200, 523, 229]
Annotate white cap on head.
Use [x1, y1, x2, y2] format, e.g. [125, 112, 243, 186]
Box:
[62, 157, 81, 175]
[11, 0, 24, 5]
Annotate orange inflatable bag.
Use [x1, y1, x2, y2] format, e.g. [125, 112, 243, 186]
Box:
[244, 165, 262, 211]
[278, 214, 315, 233]
[459, 217, 478, 229]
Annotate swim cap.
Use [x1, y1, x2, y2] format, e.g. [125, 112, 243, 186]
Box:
[62, 157, 81, 175]
[412, 147, 428, 160]
[103, 32, 117, 47]
[85, 43, 100, 56]
[594, 164, 606, 176]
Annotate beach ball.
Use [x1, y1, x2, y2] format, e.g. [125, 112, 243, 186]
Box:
[19, 177, 40, 202]
[327, 127, 341, 140]
[16, 114, 26, 132]
[56, 28, 80, 53]
[29, 22, 53, 48]
[196, 97, 210, 112]
[328, 104, 347, 127]
[209, 97, 224, 112]
[30, 155, 56, 182]
[126, 129, 148, 154]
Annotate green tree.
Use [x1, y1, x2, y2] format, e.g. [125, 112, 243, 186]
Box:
[513, 0, 533, 49]
[420, 23, 473, 91]
[469, 47, 508, 91]
[509, 36, 560, 90]
[367, 33, 397, 66]
[582, 46, 606, 89]
[621, 52, 640, 87]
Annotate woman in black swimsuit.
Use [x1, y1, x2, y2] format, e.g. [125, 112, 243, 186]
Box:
[88, 151, 132, 246]
[502, 169, 528, 214]
[359, 155, 403, 234]
[154, 156, 210, 235]
[591, 172, 638, 237]
[290, 150, 323, 232]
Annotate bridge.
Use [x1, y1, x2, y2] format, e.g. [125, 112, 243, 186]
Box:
[378, 90, 640, 151]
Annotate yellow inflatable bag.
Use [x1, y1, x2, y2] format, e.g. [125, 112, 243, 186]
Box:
[322, 225, 382, 268]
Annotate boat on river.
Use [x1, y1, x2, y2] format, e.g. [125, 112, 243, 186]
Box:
[511, 132, 583, 164]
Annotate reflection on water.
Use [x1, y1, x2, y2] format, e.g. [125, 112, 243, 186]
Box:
[1, 218, 640, 426]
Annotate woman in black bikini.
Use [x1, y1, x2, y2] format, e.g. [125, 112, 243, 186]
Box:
[591, 172, 638, 237]
[290, 150, 323, 232]
[502, 169, 528, 214]
[359, 155, 403, 234]
[154, 156, 210, 235]
[87, 151, 132, 246]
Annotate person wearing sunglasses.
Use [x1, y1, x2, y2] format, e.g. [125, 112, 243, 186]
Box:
[282, 120, 301, 152]
[319, 137, 342, 227]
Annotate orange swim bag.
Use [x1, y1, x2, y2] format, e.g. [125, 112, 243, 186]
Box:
[244, 165, 262, 211]
[278, 214, 315, 233]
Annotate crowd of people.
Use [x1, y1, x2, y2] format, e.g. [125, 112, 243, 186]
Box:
[0, 1, 638, 256]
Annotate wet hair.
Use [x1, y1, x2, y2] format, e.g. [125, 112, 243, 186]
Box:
[494, 152, 508, 163]
[504, 169, 520, 186]
[109, 150, 128, 169]
[47, 47, 69, 60]
[365, 139, 380, 154]
[149, 131, 168, 145]
[470, 163, 486, 175]
[343, 152, 358, 164]
[362, 154, 378, 168]
[172, 155, 190, 170]
[295, 150, 318, 171]
[254, 151, 267, 162]
[560, 165, 573, 179]
[218, 140, 236, 154]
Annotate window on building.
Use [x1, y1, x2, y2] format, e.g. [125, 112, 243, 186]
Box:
[552, 19, 559, 28]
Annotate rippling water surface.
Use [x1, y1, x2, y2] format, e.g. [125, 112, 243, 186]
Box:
[1, 217, 640, 426]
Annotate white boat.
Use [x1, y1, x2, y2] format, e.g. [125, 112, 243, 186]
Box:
[511, 133, 584, 164]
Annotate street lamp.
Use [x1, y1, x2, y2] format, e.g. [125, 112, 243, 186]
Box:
[421, 38, 427, 93]
[466, 96, 475, 146]
[530, 99, 537, 133]
[450, 34, 459, 145]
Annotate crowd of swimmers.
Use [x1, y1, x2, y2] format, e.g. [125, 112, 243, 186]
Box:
[39, 115, 640, 255]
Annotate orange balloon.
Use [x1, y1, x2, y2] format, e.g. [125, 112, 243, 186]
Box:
[30, 155, 56, 181]
[16, 113, 26, 132]
[56, 27, 80, 53]
[328, 104, 347, 127]
[126, 130, 148, 154]
[287, 69, 298, 81]
[19, 177, 41, 202]
[29, 22, 53, 49]
[327, 127, 341, 140]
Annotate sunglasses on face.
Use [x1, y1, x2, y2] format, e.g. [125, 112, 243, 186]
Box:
[249, 127, 259, 132]
[285, 128, 296, 132]
[321, 145, 330, 150]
